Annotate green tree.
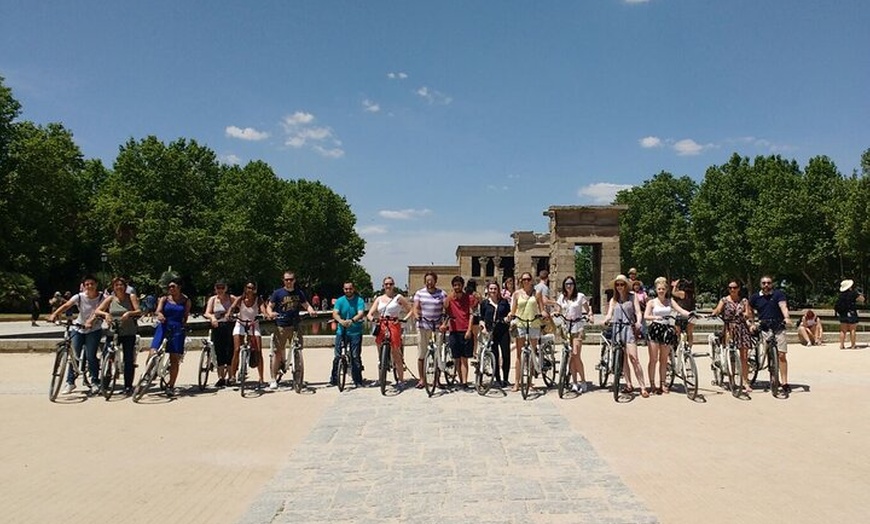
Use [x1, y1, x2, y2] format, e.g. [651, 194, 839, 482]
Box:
[691, 154, 761, 289]
[833, 148, 870, 289]
[615, 171, 697, 282]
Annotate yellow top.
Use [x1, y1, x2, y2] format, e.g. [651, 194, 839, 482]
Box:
[515, 290, 541, 328]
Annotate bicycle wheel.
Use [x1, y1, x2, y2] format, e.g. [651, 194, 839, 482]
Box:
[49, 344, 69, 402]
[727, 347, 742, 397]
[665, 346, 677, 389]
[424, 347, 437, 397]
[557, 347, 570, 399]
[238, 348, 249, 397]
[197, 346, 211, 391]
[709, 335, 723, 387]
[540, 342, 557, 388]
[612, 346, 624, 402]
[378, 342, 389, 396]
[598, 343, 610, 388]
[476, 350, 496, 396]
[768, 344, 781, 397]
[441, 344, 456, 386]
[520, 350, 532, 400]
[100, 353, 117, 400]
[158, 354, 171, 391]
[133, 354, 159, 403]
[682, 351, 698, 400]
[292, 347, 304, 394]
[748, 340, 761, 385]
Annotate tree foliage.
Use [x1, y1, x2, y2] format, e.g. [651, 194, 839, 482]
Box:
[615, 171, 697, 282]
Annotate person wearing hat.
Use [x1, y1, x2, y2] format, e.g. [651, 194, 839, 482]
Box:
[602, 274, 649, 397]
[835, 279, 864, 350]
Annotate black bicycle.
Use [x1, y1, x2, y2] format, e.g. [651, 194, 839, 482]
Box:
[756, 320, 786, 398]
[376, 316, 406, 395]
[98, 319, 125, 400]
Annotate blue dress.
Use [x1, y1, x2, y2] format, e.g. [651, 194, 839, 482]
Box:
[151, 296, 187, 354]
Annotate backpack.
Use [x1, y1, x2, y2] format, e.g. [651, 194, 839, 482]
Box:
[834, 292, 852, 315]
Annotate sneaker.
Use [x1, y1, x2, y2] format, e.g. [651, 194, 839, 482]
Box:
[269, 381, 278, 390]
[124, 387, 133, 396]
[166, 388, 177, 398]
[61, 383, 75, 395]
[90, 384, 101, 395]
[215, 378, 226, 388]
[571, 383, 581, 393]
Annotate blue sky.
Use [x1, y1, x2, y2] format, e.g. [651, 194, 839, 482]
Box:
[2, 0, 868, 288]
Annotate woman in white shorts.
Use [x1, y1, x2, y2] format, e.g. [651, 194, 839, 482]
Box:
[228, 280, 266, 387]
[555, 277, 593, 393]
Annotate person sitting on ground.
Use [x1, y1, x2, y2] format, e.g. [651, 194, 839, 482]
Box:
[797, 309, 823, 346]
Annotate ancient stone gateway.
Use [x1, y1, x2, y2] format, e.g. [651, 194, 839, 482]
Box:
[408, 205, 625, 313]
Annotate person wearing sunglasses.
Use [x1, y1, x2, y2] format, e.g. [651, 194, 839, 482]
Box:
[602, 274, 648, 397]
[267, 271, 316, 390]
[151, 278, 191, 397]
[508, 271, 549, 392]
[367, 277, 412, 387]
[229, 280, 267, 388]
[204, 280, 235, 388]
[710, 280, 754, 395]
[748, 276, 792, 392]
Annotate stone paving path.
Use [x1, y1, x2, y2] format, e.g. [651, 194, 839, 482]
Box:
[239, 386, 657, 524]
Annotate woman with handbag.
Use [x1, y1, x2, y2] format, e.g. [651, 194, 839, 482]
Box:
[602, 274, 649, 398]
[644, 279, 692, 394]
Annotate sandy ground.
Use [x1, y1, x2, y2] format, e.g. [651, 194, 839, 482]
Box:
[1, 341, 867, 523]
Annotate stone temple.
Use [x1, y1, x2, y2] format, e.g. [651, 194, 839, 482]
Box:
[407, 205, 625, 313]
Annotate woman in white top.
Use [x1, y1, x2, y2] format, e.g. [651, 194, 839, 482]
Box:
[228, 280, 266, 387]
[367, 276, 412, 385]
[554, 277, 593, 393]
[797, 309, 823, 346]
[49, 274, 105, 395]
[204, 280, 236, 388]
[644, 279, 692, 394]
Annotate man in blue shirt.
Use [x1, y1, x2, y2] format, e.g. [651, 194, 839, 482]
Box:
[748, 275, 793, 392]
[267, 271, 316, 390]
[331, 281, 367, 387]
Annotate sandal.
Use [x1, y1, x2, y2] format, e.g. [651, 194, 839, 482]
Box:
[661, 385, 669, 394]
[415, 382, 424, 389]
[620, 385, 634, 394]
[640, 388, 650, 398]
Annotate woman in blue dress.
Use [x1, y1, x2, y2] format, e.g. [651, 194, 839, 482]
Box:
[151, 279, 190, 397]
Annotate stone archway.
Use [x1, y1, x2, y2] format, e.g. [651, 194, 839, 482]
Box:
[545, 206, 625, 313]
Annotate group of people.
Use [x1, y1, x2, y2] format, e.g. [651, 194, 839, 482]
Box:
[44, 266, 864, 400]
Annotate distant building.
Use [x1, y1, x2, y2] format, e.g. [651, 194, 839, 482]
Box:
[407, 205, 625, 312]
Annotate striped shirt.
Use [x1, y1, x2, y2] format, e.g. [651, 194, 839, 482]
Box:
[414, 287, 447, 330]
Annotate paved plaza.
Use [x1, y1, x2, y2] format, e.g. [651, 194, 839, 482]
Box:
[0, 334, 867, 523]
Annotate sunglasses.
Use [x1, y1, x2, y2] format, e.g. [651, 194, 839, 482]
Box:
[728, 285, 739, 289]
[615, 283, 626, 287]
[383, 282, 394, 286]
[284, 277, 295, 282]
[521, 277, 531, 282]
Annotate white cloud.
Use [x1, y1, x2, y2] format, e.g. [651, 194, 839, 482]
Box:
[225, 126, 269, 141]
[280, 111, 344, 158]
[220, 154, 241, 165]
[359, 228, 510, 288]
[673, 138, 713, 156]
[639, 136, 663, 148]
[362, 99, 380, 113]
[357, 225, 388, 235]
[378, 208, 433, 220]
[416, 86, 453, 105]
[387, 72, 409, 80]
[730, 136, 797, 154]
[577, 182, 633, 204]
[283, 112, 315, 126]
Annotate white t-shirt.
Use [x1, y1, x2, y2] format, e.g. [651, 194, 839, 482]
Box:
[556, 293, 589, 333]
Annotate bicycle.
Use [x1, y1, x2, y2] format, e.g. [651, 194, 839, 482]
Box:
[132, 325, 180, 402]
[662, 314, 700, 400]
[514, 315, 546, 400]
[235, 315, 263, 397]
[376, 316, 407, 395]
[421, 316, 454, 397]
[603, 319, 633, 402]
[196, 330, 217, 391]
[49, 320, 93, 401]
[98, 319, 125, 400]
[271, 318, 305, 394]
[596, 325, 617, 392]
[473, 328, 496, 396]
[707, 316, 745, 397]
[554, 313, 590, 399]
[756, 320, 786, 398]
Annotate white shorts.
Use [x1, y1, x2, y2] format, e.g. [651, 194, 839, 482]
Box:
[233, 321, 261, 338]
